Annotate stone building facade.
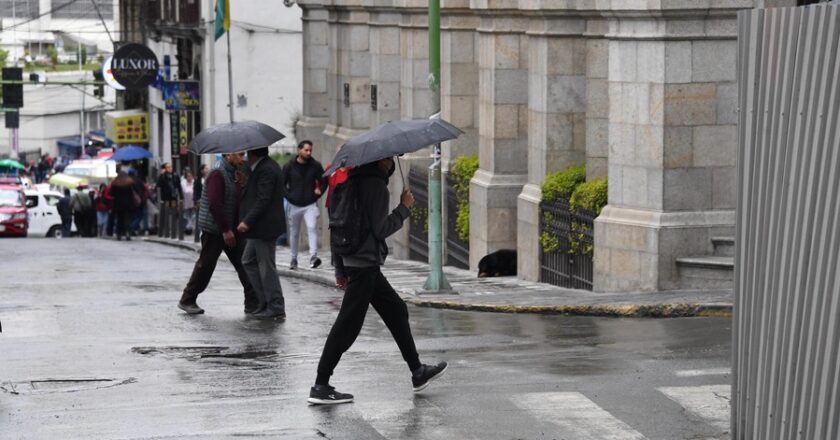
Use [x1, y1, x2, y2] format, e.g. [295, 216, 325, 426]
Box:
[296, 0, 797, 292]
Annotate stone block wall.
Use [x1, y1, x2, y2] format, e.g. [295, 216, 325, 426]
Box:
[295, 0, 772, 291]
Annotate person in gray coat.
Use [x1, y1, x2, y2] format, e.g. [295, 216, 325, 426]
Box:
[237, 147, 287, 319]
[308, 157, 447, 405]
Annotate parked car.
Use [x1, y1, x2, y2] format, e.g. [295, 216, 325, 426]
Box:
[24, 189, 75, 238]
[0, 184, 28, 237]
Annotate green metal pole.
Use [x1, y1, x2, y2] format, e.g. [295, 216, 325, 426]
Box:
[423, 0, 452, 293]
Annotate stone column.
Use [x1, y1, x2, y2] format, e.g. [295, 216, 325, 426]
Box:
[593, 12, 738, 292]
[440, 11, 479, 267]
[387, 11, 434, 260]
[441, 12, 480, 169]
[585, 19, 609, 180]
[517, 16, 587, 282]
[370, 12, 402, 126]
[297, 7, 330, 151]
[470, 18, 529, 270]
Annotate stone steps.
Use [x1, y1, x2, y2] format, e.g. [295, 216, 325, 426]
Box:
[676, 237, 735, 289]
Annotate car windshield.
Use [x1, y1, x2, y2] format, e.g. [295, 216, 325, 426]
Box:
[0, 189, 22, 207]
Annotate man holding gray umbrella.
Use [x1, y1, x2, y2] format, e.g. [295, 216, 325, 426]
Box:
[185, 120, 287, 317]
[237, 146, 287, 320]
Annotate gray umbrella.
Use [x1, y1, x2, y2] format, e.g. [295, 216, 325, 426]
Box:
[323, 118, 463, 176]
[187, 120, 285, 154]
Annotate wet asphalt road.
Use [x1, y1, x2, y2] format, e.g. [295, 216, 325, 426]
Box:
[1, 238, 732, 439]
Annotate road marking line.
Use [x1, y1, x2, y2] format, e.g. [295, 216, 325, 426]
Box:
[657, 385, 730, 430]
[675, 368, 730, 377]
[512, 392, 646, 439]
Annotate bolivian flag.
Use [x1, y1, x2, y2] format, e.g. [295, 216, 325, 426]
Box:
[214, 0, 230, 40]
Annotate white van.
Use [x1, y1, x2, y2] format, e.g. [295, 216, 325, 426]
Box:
[23, 189, 76, 238]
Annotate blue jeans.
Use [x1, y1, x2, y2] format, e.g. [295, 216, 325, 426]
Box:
[61, 217, 72, 237]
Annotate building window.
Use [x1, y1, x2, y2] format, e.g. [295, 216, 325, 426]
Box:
[0, 0, 40, 18]
[52, 0, 113, 20]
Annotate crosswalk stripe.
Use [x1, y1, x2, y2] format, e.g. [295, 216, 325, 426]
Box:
[657, 385, 730, 430]
[512, 392, 646, 440]
[675, 368, 730, 377]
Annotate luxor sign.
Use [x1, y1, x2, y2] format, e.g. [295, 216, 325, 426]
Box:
[111, 43, 159, 89]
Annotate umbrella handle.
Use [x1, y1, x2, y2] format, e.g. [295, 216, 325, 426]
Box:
[397, 156, 406, 192]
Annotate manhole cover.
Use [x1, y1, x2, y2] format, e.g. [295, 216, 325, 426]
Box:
[1, 377, 136, 395]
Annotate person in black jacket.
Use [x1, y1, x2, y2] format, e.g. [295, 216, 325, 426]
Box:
[57, 188, 72, 238]
[281, 140, 327, 270]
[307, 157, 447, 405]
[156, 162, 182, 208]
[237, 147, 287, 319]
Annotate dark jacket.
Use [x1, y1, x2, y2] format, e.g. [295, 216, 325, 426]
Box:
[157, 172, 182, 202]
[110, 174, 136, 212]
[281, 157, 327, 207]
[340, 162, 410, 268]
[240, 156, 286, 240]
[57, 196, 72, 219]
[198, 161, 241, 235]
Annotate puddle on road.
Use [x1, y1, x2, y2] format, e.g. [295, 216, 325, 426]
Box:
[131, 345, 317, 366]
[1, 377, 137, 395]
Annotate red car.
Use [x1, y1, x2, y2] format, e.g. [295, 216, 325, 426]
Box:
[0, 184, 28, 237]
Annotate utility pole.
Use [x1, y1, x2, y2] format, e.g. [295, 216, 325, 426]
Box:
[422, 0, 452, 293]
[79, 33, 85, 152]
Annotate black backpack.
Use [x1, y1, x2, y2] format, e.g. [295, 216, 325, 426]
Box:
[329, 177, 369, 256]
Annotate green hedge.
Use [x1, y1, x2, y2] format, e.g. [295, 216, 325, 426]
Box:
[451, 155, 479, 242]
[541, 164, 586, 203]
[570, 178, 608, 216]
[539, 165, 609, 256]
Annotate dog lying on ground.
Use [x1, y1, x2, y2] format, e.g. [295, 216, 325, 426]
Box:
[478, 249, 517, 277]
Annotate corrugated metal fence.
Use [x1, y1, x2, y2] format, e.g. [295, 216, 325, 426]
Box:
[734, 4, 840, 439]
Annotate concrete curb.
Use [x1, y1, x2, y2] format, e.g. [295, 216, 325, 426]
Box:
[145, 237, 733, 318]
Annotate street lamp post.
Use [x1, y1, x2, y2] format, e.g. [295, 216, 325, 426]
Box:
[422, 0, 452, 293]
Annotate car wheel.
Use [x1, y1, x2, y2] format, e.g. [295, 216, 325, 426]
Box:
[48, 226, 62, 238]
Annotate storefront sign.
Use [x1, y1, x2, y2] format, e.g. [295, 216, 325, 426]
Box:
[179, 111, 189, 156]
[170, 112, 180, 156]
[105, 110, 149, 144]
[163, 81, 200, 111]
[111, 43, 159, 89]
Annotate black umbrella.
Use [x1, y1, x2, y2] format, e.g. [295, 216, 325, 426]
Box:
[188, 120, 285, 154]
[323, 118, 463, 176]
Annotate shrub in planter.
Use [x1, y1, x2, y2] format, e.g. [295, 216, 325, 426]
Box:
[451, 155, 479, 242]
[540, 164, 585, 203]
[568, 178, 608, 255]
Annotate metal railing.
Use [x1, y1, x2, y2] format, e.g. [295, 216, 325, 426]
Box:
[445, 173, 469, 269]
[407, 167, 429, 263]
[538, 198, 594, 290]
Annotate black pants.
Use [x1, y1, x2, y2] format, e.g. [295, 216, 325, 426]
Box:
[114, 209, 131, 237]
[73, 212, 87, 237]
[182, 231, 259, 309]
[316, 266, 422, 384]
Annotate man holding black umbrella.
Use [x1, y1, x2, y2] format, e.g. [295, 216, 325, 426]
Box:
[237, 147, 287, 319]
[178, 152, 259, 315]
[308, 157, 447, 405]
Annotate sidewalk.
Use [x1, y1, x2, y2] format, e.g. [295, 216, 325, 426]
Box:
[145, 236, 733, 318]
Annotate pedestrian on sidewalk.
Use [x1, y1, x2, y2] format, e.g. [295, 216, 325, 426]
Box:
[308, 157, 447, 405]
[237, 147, 287, 320]
[181, 168, 196, 233]
[156, 162, 183, 211]
[281, 140, 327, 270]
[178, 153, 259, 315]
[70, 185, 92, 237]
[57, 188, 72, 238]
[109, 171, 136, 241]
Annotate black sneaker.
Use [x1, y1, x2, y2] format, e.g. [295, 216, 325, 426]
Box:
[289, 258, 298, 270]
[308, 384, 353, 405]
[412, 362, 448, 392]
[310, 256, 322, 269]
